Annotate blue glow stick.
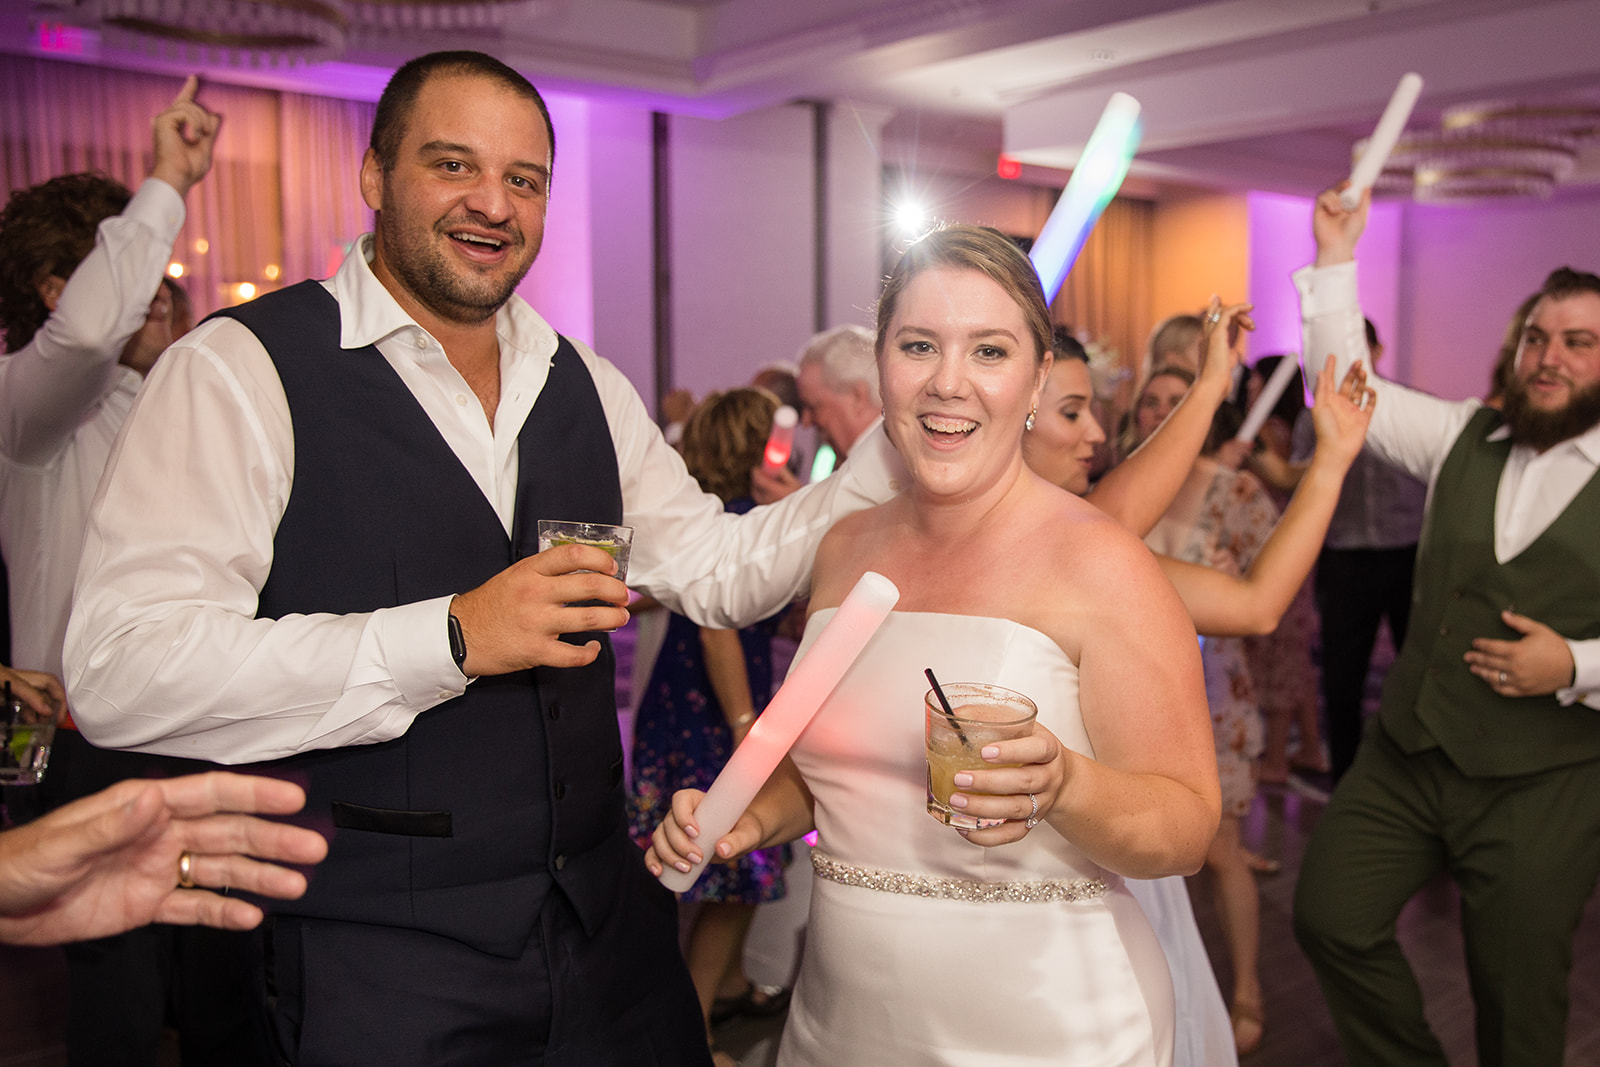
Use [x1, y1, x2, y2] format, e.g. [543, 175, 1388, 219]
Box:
[1028, 92, 1143, 304]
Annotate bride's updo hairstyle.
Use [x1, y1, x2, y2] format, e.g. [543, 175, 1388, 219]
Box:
[874, 224, 1054, 366]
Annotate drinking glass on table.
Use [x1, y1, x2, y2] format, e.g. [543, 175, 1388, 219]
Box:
[924, 682, 1037, 830]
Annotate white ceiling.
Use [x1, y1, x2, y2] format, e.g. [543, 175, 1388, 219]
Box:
[7, 0, 1600, 196]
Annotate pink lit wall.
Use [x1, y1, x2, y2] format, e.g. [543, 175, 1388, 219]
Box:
[517, 92, 595, 349]
[1399, 192, 1600, 401]
[1247, 191, 1403, 381]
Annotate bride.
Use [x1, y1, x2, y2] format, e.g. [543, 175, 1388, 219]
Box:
[647, 224, 1220, 1066]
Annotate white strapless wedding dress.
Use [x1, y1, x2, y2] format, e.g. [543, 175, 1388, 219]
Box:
[776, 611, 1175, 1067]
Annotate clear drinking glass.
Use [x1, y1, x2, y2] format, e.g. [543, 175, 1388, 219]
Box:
[924, 682, 1037, 830]
[0, 684, 62, 785]
[536, 519, 634, 583]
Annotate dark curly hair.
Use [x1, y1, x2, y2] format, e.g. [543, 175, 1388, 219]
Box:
[0, 172, 131, 353]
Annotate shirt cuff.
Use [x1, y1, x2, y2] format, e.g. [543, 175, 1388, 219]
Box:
[367, 595, 469, 709]
[1556, 637, 1600, 707]
[1292, 261, 1359, 317]
[126, 178, 187, 243]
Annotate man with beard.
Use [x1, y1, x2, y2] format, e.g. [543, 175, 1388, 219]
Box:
[65, 51, 900, 1064]
[1289, 185, 1600, 1067]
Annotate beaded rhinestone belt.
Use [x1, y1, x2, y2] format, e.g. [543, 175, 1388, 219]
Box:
[811, 851, 1108, 904]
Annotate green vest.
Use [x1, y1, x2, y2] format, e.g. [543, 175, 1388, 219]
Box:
[1379, 407, 1600, 777]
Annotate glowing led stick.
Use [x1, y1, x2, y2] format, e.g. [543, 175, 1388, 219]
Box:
[1028, 92, 1143, 303]
[762, 405, 799, 474]
[659, 571, 900, 892]
[1341, 73, 1423, 210]
[1236, 355, 1304, 445]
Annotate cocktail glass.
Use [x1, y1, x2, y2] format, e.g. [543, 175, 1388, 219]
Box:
[536, 519, 634, 583]
[0, 684, 62, 785]
[924, 682, 1037, 830]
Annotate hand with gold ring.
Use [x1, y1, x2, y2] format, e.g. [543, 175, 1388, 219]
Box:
[1464, 610, 1578, 698]
[0, 772, 327, 947]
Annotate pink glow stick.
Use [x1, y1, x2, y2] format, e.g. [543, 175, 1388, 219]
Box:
[1341, 72, 1423, 210]
[658, 570, 900, 892]
[1235, 354, 1303, 445]
[762, 405, 799, 474]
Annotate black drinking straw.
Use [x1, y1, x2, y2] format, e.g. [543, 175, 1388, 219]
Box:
[923, 668, 970, 748]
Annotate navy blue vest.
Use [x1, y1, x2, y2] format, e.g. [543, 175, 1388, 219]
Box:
[214, 281, 629, 957]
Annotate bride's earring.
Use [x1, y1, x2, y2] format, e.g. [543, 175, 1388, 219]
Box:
[1025, 406, 1036, 432]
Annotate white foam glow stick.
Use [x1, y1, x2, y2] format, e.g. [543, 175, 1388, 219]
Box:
[658, 571, 900, 892]
[1341, 73, 1423, 210]
[1029, 91, 1143, 304]
[1235, 355, 1303, 445]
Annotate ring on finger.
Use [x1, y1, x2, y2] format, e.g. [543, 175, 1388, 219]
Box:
[1499, 670, 1507, 685]
[1024, 792, 1040, 830]
[1205, 311, 1222, 326]
[177, 850, 196, 889]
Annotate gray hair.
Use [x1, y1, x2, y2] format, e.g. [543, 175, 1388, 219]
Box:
[798, 324, 879, 403]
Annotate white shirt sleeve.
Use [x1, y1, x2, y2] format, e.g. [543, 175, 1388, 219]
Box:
[1559, 640, 1600, 711]
[579, 341, 904, 628]
[67, 327, 905, 763]
[0, 179, 183, 468]
[1294, 260, 1479, 487]
[64, 317, 465, 764]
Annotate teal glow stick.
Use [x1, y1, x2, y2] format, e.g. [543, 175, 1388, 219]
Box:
[1028, 92, 1143, 303]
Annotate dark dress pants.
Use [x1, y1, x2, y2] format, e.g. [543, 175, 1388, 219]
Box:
[38, 730, 272, 1067]
[1294, 724, 1600, 1067]
[260, 835, 711, 1066]
[1313, 545, 1416, 781]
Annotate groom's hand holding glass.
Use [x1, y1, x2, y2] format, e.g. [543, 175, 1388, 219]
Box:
[448, 541, 629, 677]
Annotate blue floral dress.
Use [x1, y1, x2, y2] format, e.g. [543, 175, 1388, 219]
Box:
[627, 497, 790, 903]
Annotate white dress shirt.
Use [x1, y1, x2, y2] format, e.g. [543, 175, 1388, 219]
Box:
[0, 178, 184, 680]
[1296, 260, 1600, 708]
[65, 235, 903, 763]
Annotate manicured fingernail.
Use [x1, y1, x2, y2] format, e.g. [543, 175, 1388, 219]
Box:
[717, 842, 732, 858]
[949, 793, 968, 809]
[684, 824, 699, 839]
[687, 851, 703, 865]
[981, 746, 1000, 760]
[953, 772, 973, 787]
[674, 860, 691, 873]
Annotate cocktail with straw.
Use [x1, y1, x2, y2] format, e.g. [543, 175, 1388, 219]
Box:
[923, 671, 1037, 830]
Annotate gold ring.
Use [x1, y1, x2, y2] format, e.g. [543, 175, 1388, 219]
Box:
[177, 850, 196, 889]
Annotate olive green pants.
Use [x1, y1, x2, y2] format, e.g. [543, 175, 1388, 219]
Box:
[1293, 723, 1600, 1067]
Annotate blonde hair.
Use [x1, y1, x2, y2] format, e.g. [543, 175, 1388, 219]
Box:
[875, 224, 1052, 365]
[680, 387, 780, 503]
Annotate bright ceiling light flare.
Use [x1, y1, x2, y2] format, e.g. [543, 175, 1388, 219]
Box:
[890, 197, 932, 240]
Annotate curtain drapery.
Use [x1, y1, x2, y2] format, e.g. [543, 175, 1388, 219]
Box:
[0, 54, 374, 319]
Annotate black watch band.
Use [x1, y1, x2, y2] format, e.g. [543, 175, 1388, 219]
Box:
[448, 612, 467, 673]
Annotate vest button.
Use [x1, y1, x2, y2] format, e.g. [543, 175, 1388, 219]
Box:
[548, 701, 561, 720]
[1439, 625, 1450, 637]
[553, 779, 566, 799]
[554, 854, 566, 871]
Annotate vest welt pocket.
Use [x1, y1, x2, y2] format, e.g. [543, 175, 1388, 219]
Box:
[331, 800, 453, 837]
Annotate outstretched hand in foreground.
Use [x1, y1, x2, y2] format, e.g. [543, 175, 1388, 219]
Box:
[0, 772, 327, 946]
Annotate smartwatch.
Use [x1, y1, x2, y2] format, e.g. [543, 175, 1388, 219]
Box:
[448, 612, 468, 674]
